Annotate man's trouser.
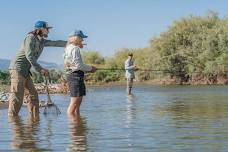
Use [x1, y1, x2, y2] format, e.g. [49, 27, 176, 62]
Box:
[127, 78, 133, 94]
[8, 70, 39, 117]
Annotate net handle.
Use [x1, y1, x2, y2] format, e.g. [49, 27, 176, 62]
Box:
[44, 76, 52, 104]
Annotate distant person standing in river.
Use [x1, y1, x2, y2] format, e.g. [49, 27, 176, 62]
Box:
[63, 30, 97, 116]
[8, 21, 67, 117]
[125, 52, 138, 95]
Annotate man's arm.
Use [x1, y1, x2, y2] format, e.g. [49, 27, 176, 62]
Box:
[125, 60, 135, 70]
[24, 35, 43, 72]
[44, 40, 67, 47]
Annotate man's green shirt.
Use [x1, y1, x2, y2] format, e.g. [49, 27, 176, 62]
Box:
[9, 33, 67, 77]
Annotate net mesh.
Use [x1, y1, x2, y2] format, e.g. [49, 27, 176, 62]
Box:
[43, 103, 61, 115]
[42, 76, 61, 115]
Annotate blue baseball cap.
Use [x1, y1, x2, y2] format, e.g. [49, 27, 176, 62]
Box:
[34, 21, 52, 29]
[68, 30, 88, 38]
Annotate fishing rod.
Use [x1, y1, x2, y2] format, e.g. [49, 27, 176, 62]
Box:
[96, 68, 228, 74]
[97, 68, 172, 73]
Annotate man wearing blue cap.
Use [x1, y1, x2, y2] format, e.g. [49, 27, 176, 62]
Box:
[63, 30, 97, 116]
[8, 21, 67, 117]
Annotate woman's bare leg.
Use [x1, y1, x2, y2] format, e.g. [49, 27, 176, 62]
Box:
[67, 96, 83, 116]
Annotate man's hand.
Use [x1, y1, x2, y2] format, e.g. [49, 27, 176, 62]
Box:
[90, 66, 97, 73]
[41, 68, 49, 76]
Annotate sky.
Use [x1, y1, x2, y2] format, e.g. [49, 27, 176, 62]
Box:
[0, 0, 228, 64]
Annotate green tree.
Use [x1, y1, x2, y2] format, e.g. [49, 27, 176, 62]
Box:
[0, 71, 10, 84]
[82, 51, 105, 64]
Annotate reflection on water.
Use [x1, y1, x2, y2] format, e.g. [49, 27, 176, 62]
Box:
[9, 116, 48, 151]
[126, 95, 136, 127]
[152, 91, 228, 151]
[44, 115, 55, 149]
[0, 85, 227, 151]
[125, 94, 138, 151]
[155, 95, 228, 122]
[126, 94, 137, 126]
[67, 115, 87, 151]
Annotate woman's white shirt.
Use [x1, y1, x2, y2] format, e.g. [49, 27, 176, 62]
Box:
[63, 44, 92, 72]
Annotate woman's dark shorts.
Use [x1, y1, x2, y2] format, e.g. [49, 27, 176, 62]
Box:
[67, 71, 86, 97]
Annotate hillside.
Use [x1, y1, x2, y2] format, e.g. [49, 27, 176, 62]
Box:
[0, 59, 63, 71]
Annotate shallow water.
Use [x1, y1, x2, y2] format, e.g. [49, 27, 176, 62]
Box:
[0, 85, 228, 152]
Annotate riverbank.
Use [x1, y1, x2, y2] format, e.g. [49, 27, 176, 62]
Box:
[1, 77, 228, 93]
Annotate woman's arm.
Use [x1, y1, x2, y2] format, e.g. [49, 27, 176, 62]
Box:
[72, 47, 92, 72]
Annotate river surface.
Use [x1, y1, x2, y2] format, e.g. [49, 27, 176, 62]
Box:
[0, 85, 228, 152]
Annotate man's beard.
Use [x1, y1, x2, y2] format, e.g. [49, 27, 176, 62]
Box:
[37, 30, 48, 38]
[42, 34, 48, 38]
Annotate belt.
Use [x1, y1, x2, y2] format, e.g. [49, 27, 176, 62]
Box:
[72, 70, 84, 74]
[72, 70, 84, 78]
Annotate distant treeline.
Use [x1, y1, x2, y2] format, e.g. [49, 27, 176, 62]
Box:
[87, 12, 228, 84]
[1, 12, 227, 85]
